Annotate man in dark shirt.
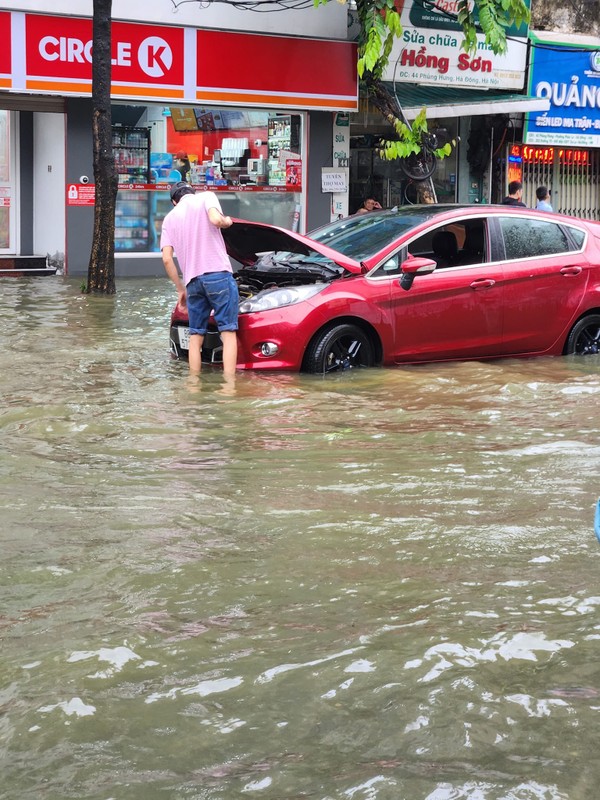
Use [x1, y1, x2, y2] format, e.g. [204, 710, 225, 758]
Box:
[501, 180, 526, 207]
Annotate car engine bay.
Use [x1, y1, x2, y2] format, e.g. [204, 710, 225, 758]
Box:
[235, 261, 344, 298]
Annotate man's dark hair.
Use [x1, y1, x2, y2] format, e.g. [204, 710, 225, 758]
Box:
[508, 180, 523, 195]
[170, 181, 195, 204]
[536, 186, 549, 201]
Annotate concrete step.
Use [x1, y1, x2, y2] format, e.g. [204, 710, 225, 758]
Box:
[0, 256, 58, 276]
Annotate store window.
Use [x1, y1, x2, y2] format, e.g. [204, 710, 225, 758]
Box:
[112, 104, 305, 254]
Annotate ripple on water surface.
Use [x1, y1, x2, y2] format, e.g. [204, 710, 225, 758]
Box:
[1, 278, 600, 798]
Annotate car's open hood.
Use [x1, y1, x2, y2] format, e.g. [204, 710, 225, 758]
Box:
[223, 219, 363, 274]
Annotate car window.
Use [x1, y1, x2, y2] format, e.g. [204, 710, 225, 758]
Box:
[409, 225, 461, 269]
[378, 254, 401, 274]
[500, 218, 571, 260]
[409, 220, 488, 269]
[410, 221, 488, 269]
[566, 226, 585, 249]
[369, 219, 489, 277]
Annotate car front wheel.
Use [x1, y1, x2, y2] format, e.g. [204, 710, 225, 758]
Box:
[303, 323, 375, 374]
[565, 314, 600, 355]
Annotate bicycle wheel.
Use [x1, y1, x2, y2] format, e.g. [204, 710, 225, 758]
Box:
[403, 180, 418, 205]
[399, 150, 437, 181]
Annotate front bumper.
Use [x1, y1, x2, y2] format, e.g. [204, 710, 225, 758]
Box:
[169, 325, 224, 364]
[169, 303, 320, 371]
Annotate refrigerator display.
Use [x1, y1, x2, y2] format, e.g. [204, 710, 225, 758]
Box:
[267, 115, 300, 186]
[113, 126, 151, 252]
[113, 126, 150, 184]
[114, 192, 150, 252]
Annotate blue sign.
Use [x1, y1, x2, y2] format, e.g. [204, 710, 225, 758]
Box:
[525, 42, 600, 146]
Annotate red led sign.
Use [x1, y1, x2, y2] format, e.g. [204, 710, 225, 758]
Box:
[522, 145, 589, 167]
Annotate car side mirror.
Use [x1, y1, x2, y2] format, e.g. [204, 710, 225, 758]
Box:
[399, 255, 436, 291]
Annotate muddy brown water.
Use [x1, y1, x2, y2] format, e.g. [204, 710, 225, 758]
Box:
[1, 277, 600, 799]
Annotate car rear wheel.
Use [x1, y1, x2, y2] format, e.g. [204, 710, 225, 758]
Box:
[303, 323, 375, 374]
[565, 314, 600, 355]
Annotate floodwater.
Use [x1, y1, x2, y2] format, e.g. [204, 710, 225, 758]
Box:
[2, 277, 600, 800]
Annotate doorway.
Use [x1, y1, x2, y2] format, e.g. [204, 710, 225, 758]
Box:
[0, 110, 17, 254]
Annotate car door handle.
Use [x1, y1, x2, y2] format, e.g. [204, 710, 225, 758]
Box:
[560, 266, 583, 276]
[470, 278, 496, 289]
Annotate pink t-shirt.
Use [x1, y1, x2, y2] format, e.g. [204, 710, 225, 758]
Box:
[160, 191, 232, 286]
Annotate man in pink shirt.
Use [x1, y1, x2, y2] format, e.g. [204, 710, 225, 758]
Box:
[161, 182, 238, 377]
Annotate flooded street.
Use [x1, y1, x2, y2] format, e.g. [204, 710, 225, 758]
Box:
[2, 276, 600, 800]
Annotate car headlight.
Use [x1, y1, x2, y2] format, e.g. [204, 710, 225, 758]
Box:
[239, 283, 327, 314]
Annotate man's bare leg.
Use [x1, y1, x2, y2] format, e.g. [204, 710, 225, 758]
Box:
[220, 331, 238, 378]
[188, 333, 204, 375]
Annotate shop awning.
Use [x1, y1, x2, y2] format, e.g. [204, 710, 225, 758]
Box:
[388, 85, 550, 120]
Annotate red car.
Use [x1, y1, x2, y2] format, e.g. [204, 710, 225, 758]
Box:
[169, 204, 600, 373]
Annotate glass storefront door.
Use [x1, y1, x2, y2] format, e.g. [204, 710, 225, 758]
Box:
[0, 110, 16, 253]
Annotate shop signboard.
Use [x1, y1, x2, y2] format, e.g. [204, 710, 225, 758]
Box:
[506, 144, 523, 184]
[331, 111, 350, 219]
[196, 30, 358, 111]
[321, 169, 348, 193]
[6, 12, 357, 110]
[524, 39, 600, 147]
[24, 14, 185, 100]
[0, 12, 11, 87]
[383, 0, 529, 89]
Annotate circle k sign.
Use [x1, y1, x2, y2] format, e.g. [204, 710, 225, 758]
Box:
[138, 37, 173, 78]
[26, 14, 184, 86]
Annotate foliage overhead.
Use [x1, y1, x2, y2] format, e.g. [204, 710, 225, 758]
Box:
[314, 0, 530, 76]
[314, 0, 530, 166]
[379, 108, 452, 161]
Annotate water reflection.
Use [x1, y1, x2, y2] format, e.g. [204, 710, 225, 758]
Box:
[1, 276, 600, 799]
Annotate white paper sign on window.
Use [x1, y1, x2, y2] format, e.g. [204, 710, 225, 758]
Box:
[321, 169, 347, 194]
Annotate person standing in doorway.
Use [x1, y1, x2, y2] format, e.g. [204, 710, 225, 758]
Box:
[501, 180, 527, 207]
[536, 186, 553, 212]
[161, 181, 238, 378]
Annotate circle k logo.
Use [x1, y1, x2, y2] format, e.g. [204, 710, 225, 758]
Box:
[138, 37, 173, 78]
[38, 34, 173, 79]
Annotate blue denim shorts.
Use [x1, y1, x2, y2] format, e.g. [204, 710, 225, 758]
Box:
[186, 272, 239, 335]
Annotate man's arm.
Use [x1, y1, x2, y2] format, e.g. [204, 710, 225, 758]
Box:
[208, 206, 233, 229]
[161, 245, 187, 309]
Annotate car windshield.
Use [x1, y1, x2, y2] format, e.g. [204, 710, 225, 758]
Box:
[254, 206, 458, 268]
[308, 206, 451, 261]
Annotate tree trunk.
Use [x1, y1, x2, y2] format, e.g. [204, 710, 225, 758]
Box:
[87, 0, 118, 295]
[365, 77, 437, 204]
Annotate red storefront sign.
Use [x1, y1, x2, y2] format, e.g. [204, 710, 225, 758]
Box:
[196, 30, 358, 111]
[25, 15, 185, 99]
[0, 12, 11, 87]
[13, 13, 358, 110]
